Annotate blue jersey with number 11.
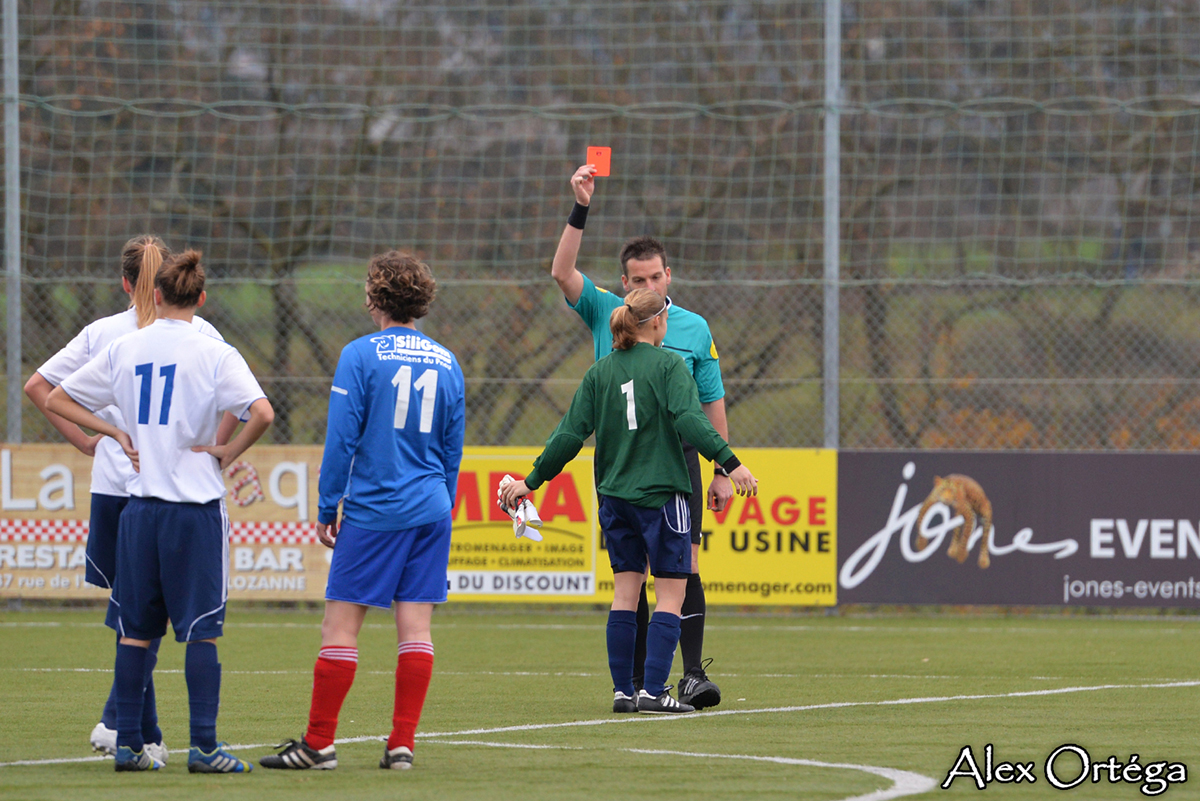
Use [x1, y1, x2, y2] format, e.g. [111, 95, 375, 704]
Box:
[318, 328, 466, 531]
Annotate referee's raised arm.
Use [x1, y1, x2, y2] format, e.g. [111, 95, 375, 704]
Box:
[550, 164, 596, 305]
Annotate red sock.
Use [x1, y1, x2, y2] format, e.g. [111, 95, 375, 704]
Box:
[387, 642, 434, 751]
[305, 646, 358, 750]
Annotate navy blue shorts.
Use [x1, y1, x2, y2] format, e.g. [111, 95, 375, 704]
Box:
[111, 497, 228, 643]
[325, 517, 452, 608]
[86, 493, 128, 590]
[599, 494, 691, 579]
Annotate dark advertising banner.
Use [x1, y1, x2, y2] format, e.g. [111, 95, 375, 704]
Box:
[838, 451, 1200, 607]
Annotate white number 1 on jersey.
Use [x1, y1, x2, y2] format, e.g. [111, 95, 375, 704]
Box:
[392, 366, 438, 433]
[620, 380, 637, 430]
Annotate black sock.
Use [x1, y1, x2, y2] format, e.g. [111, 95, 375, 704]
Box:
[632, 582, 649, 689]
[679, 573, 706, 674]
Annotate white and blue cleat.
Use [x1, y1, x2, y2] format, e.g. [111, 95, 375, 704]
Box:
[114, 745, 164, 772]
[188, 744, 253, 774]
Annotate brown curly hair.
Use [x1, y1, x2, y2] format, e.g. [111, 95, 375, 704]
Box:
[365, 251, 437, 323]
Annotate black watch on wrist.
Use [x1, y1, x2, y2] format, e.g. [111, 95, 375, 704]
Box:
[714, 465, 730, 477]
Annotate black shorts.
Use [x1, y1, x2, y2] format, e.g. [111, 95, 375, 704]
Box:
[681, 441, 704, 547]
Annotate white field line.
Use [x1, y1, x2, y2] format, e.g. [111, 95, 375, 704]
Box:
[0, 739, 933, 800]
[0, 755, 112, 767]
[132, 679, 1200, 754]
[630, 749, 936, 801]
[413, 680, 1200, 738]
[22, 666, 1198, 682]
[437, 741, 583, 750]
[4, 620, 1193, 636]
[435, 741, 934, 800]
[2, 680, 1197, 770]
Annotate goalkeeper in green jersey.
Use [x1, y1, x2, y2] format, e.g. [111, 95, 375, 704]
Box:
[552, 163, 729, 709]
[500, 289, 756, 714]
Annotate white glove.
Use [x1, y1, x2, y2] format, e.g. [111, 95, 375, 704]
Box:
[497, 474, 544, 542]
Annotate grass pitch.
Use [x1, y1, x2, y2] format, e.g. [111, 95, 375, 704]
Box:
[2, 605, 1199, 800]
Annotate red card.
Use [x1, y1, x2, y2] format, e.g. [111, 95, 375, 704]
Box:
[587, 146, 611, 177]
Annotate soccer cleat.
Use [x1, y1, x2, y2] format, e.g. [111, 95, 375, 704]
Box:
[259, 737, 337, 770]
[188, 744, 252, 774]
[612, 690, 638, 713]
[90, 722, 117, 756]
[678, 658, 721, 710]
[379, 745, 414, 770]
[636, 687, 695, 714]
[114, 745, 164, 772]
[145, 740, 168, 765]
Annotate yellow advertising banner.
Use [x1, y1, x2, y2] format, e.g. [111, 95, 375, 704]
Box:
[694, 448, 837, 606]
[0, 444, 835, 606]
[447, 448, 599, 600]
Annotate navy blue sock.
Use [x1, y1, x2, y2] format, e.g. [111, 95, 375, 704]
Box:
[606, 609, 638, 697]
[100, 633, 119, 729]
[632, 584, 649, 689]
[114, 644, 149, 751]
[643, 611, 682, 697]
[140, 638, 162, 745]
[185, 642, 220, 752]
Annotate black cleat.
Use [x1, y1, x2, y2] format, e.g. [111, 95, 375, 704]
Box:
[259, 737, 337, 770]
[678, 658, 721, 709]
[612, 690, 638, 713]
[380, 745, 414, 770]
[636, 687, 694, 714]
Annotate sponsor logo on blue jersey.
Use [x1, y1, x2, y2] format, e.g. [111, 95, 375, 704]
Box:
[371, 333, 453, 368]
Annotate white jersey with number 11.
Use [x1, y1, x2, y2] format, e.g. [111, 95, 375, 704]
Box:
[60, 318, 267, 504]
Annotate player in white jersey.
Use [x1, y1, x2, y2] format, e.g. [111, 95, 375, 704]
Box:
[46, 250, 273, 774]
[24, 234, 235, 762]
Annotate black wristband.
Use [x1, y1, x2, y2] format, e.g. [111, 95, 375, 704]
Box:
[720, 455, 741, 475]
[567, 202, 589, 230]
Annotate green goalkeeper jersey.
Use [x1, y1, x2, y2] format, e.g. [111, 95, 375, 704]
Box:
[523, 342, 736, 509]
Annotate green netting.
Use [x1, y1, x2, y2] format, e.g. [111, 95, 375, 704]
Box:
[6, 1, 1200, 448]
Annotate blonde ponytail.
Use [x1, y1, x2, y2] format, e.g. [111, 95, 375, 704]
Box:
[609, 305, 639, 350]
[609, 288, 667, 350]
[133, 243, 162, 328]
[121, 235, 170, 328]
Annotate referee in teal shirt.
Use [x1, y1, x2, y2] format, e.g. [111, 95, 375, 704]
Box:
[549, 164, 732, 710]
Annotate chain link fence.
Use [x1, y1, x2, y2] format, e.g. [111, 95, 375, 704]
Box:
[5, 0, 1200, 449]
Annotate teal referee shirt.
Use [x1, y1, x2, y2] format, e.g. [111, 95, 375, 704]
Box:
[567, 274, 725, 404]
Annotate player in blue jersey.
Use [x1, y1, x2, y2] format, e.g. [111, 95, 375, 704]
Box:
[550, 165, 729, 709]
[46, 250, 273, 773]
[24, 235, 236, 762]
[260, 251, 465, 772]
